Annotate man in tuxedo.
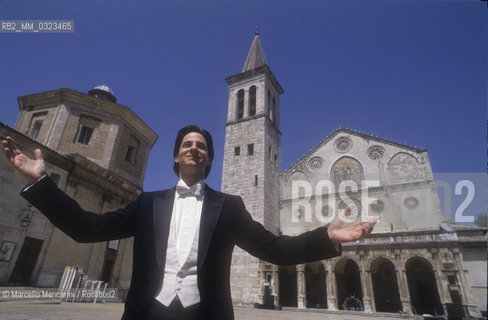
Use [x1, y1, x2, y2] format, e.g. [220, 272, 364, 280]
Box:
[2, 125, 376, 320]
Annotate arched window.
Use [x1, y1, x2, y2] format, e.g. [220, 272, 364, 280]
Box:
[249, 86, 256, 116]
[388, 152, 422, 183]
[236, 89, 244, 120]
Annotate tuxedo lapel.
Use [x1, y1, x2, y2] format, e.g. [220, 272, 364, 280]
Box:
[153, 188, 175, 268]
[198, 186, 224, 269]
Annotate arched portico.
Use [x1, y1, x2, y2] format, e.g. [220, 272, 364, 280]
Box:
[335, 258, 363, 311]
[305, 261, 327, 308]
[406, 257, 444, 316]
[371, 257, 402, 313]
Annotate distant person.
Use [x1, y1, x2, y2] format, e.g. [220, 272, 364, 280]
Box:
[2, 125, 376, 320]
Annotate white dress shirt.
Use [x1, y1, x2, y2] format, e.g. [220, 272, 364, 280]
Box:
[155, 179, 205, 308]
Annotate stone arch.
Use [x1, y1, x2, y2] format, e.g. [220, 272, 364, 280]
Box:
[404, 253, 436, 268]
[330, 156, 364, 189]
[335, 258, 363, 311]
[305, 261, 327, 309]
[388, 152, 423, 183]
[369, 255, 398, 270]
[331, 255, 360, 271]
[279, 265, 297, 307]
[405, 256, 443, 316]
[370, 257, 402, 313]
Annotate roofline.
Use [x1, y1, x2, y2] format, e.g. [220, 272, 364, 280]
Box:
[284, 128, 428, 174]
[0, 121, 142, 195]
[0, 121, 65, 158]
[17, 88, 158, 148]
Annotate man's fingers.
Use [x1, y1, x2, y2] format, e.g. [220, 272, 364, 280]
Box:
[362, 223, 374, 235]
[6, 136, 16, 151]
[34, 149, 43, 161]
[2, 145, 11, 161]
[3, 137, 17, 159]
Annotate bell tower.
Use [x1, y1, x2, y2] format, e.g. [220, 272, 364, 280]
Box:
[221, 30, 284, 306]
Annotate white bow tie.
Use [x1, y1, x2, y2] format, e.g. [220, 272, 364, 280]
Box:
[176, 181, 204, 198]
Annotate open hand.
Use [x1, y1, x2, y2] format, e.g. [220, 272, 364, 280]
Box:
[327, 205, 378, 243]
[2, 136, 46, 184]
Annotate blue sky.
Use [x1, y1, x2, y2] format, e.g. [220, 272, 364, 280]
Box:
[1, 1, 486, 220]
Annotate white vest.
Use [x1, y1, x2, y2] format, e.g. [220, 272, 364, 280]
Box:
[155, 181, 203, 308]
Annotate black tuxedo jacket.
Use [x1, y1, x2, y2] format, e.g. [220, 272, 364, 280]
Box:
[21, 176, 340, 319]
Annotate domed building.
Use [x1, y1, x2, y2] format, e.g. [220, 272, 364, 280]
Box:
[0, 85, 157, 298]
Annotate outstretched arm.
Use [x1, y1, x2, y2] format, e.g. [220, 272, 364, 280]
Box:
[2, 136, 46, 183]
[232, 198, 377, 265]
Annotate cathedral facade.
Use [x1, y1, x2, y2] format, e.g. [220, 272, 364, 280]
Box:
[222, 32, 486, 318]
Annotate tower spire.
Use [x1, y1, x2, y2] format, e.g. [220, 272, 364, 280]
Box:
[242, 28, 267, 72]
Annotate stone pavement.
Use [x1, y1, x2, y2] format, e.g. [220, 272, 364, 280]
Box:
[0, 301, 420, 320]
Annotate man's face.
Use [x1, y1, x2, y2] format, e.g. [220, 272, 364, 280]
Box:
[174, 132, 210, 180]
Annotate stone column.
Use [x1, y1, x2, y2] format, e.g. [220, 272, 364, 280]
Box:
[361, 268, 374, 313]
[452, 247, 481, 318]
[326, 261, 338, 311]
[272, 266, 280, 307]
[296, 264, 306, 309]
[430, 249, 448, 315]
[394, 250, 412, 314]
[359, 251, 372, 313]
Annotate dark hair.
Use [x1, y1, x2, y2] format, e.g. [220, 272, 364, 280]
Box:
[173, 125, 214, 178]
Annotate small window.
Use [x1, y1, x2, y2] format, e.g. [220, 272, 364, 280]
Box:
[237, 89, 244, 120]
[274, 154, 277, 165]
[234, 146, 240, 156]
[27, 111, 47, 139]
[247, 144, 254, 156]
[125, 146, 136, 164]
[254, 175, 258, 186]
[125, 134, 140, 165]
[268, 146, 271, 160]
[448, 275, 457, 286]
[29, 120, 43, 139]
[249, 86, 256, 116]
[78, 126, 93, 145]
[75, 115, 100, 145]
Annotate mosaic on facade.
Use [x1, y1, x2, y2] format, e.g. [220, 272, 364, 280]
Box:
[331, 156, 364, 188]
